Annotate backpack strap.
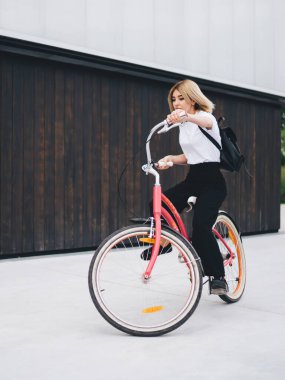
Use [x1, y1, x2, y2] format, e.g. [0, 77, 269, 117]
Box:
[198, 126, 222, 151]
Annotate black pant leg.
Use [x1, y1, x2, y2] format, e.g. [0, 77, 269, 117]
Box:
[191, 187, 226, 277]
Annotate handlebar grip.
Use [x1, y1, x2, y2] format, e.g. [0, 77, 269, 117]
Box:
[157, 161, 173, 167]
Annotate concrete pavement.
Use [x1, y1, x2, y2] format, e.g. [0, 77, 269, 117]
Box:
[0, 207, 285, 380]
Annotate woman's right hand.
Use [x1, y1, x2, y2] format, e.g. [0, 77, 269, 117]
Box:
[157, 156, 174, 170]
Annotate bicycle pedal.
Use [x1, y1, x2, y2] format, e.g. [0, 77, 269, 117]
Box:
[221, 252, 231, 260]
[139, 238, 156, 244]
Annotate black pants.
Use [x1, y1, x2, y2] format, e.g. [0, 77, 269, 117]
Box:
[158, 163, 227, 277]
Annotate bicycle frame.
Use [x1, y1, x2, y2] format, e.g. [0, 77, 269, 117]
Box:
[142, 120, 235, 279]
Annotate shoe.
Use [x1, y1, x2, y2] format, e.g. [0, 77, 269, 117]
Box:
[140, 243, 172, 261]
[210, 277, 229, 295]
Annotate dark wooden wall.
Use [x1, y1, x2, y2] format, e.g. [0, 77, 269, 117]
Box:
[0, 37, 282, 256]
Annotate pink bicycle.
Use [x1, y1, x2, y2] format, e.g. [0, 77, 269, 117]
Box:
[88, 119, 246, 336]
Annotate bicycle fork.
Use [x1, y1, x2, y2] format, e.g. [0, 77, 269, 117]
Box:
[212, 229, 236, 266]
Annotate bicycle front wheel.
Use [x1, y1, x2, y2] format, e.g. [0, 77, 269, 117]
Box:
[213, 212, 246, 303]
[88, 224, 203, 336]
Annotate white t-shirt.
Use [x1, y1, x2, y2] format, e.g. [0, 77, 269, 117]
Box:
[179, 110, 221, 165]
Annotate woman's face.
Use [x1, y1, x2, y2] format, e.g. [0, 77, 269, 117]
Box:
[171, 89, 195, 113]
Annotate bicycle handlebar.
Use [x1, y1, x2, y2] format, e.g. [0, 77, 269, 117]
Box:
[145, 111, 186, 166]
[143, 119, 183, 184]
[145, 120, 182, 165]
[157, 122, 181, 135]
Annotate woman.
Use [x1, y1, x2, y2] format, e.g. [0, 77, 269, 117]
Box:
[143, 79, 228, 295]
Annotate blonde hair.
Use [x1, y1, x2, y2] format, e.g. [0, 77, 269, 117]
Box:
[167, 79, 215, 113]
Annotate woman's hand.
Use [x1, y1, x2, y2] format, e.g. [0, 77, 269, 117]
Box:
[157, 155, 174, 170]
[157, 154, 188, 169]
[166, 110, 187, 125]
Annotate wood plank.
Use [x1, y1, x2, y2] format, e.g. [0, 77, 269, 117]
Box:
[34, 65, 46, 251]
[44, 67, 55, 250]
[108, 77, 121, 231]
[22, 61, 35, 252]
[91, 74, 102, 245]
[11, 60, 24, 253]
[100, 75, 110, 239]
[82, 71, 94, 246]
[0, 56, 13, 253]
[73, 71, 84, 247]
[64, 69, 75, 248]
[54, 68, 65, 249]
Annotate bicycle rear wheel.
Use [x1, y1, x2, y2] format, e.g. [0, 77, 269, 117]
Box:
[213, 212, 246, 303]
[88, 224, 203, 336]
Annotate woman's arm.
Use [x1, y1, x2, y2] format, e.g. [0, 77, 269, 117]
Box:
[167, 110, 213, 129]
[184, 113, 213, 129]
[168, 154, 187, 165]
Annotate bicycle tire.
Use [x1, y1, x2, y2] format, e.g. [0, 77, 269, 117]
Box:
[88, 224, 203, 336]
[213, 211, 246, 303]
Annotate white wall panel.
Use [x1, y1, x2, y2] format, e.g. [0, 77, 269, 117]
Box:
[153, 0, 185, 68]
[232, 0, 255, 85]
[208, 0, 233, 81]
[86, 0, 123, 55]
[254, 0, 275, 90]
[45, 0, 86, 46]
[122, 0, 154, 61]
[0, 0, 284, 96]
[0, 0, 45, 35]
[273, 0, 285, 95]
[183, 0, 210, 76]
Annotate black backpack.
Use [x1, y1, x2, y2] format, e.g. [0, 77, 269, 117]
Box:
[198, 117, 245, 172]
